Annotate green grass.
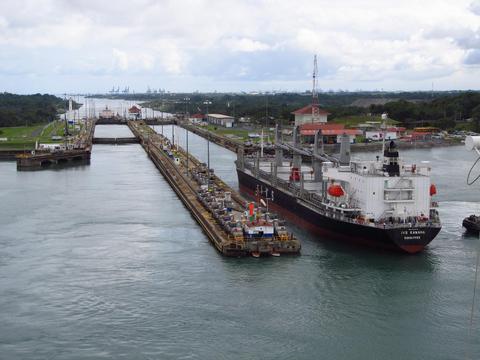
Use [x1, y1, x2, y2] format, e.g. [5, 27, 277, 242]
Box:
[205, 124, 274, 142]
[0, 124, 44, 138]
[454, 122, 477, 132]
[332, 115, 399, 128]
[0, 121, 81, 150]
[37, 121, 73, 142]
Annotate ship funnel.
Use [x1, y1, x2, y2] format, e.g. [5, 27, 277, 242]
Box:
[339, 133, 351, 165]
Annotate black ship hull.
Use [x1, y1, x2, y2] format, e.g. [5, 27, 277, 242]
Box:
[463, 216, 480, 234]
[237, 169, 441, 253]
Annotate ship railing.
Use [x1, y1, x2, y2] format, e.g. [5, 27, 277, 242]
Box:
[288, 182, 301, 196]
[276, 178, 289, 191]
[373, 219, 440, 229]
[241, 162, 440, 229]
[244, 162, 254, 171]
[258, 169, 270, 180]
[307, 193, 325, 208]
[300, 197, 440, 229]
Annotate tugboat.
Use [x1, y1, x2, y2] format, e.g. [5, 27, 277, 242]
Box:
[235, 121, 442, 254]
[463, 215, 480, 234]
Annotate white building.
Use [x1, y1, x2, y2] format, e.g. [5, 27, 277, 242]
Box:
[291, 105, 329, 126]
[189, 113, 204, 124]
[365, 127, 406, 141]
[128, 105, 142, 120]
[207, 113, 234, 128]
[365, 131, 398, 141]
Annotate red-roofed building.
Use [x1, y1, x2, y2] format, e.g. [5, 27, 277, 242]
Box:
[299, 123, 345, 134]
[189, 113, 204, 124]
[128, 105, 142, 120]
[300, 123, 362, 144]
[291, 105, 330, 126]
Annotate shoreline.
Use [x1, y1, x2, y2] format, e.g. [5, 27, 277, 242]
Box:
[1, 123, 462, 161]
[177, 122, 463, 155]
[339, 139, 462, 153]
[0, 149, 28, 160]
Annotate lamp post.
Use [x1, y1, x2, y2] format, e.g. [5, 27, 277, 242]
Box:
[203, 100, 212, 189]
[184, 97, 190, 121]
[184, 97, 190, 176]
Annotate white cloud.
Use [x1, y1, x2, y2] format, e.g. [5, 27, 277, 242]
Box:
[0, 0, 479, 92]
[470, 0, 480, 15]
[112, 48, 129, 71]
[225, 38, 271, 52]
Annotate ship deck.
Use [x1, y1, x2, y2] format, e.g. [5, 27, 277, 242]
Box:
[258, 160, 324, 192]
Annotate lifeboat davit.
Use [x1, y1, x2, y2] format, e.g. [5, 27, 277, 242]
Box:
[430, 184, 437, 196]
[328, 184, 344, 197]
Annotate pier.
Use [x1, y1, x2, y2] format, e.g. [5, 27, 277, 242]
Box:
[16, 119, 96, 171]
[92, 137, 139, 144]
[96, 118, 175, 126]
[179, 122, 248, 154]
[0, 150, 25, 161]
[128, 120, 301, 257]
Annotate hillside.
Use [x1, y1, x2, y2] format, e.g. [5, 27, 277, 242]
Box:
[0, 93, 66, 127]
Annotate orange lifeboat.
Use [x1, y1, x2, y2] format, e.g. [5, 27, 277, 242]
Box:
[328, 184, 344, 197]
[430, 184, 437, 196]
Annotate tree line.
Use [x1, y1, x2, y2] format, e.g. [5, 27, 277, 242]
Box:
[141, 91, 480, 129]
[369, 92, 480, 130]
[0, 93, 67, 127]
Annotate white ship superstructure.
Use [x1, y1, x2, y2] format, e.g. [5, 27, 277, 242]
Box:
[323, 146, 434, 223]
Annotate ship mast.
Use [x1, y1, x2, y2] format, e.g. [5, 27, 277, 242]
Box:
[381, 112, 388, 162]
[311, 55, 320, 124]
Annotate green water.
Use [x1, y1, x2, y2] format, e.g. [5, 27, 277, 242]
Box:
[0, 125, 479, 359]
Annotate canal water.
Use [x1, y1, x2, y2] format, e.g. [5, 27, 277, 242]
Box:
[0, 125, 479, 359]
[64, 96, 171, 120]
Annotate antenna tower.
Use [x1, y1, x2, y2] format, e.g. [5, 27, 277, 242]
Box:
[312, 54, 320, 123]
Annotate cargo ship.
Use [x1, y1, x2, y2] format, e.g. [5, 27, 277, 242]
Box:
[235, 124, 441, 253]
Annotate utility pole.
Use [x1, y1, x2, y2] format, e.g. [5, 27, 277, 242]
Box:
[265, 95, 268, 128]
[207, 131, 210, 189]
[186, 128, 189, 177]
[203, 100, 212, 190]
[63, 93, 69, 137]
[184, 97, 190, 121]
[184, 97, 190, 177]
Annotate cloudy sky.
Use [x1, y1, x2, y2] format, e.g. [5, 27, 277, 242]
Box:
[1, 0, 480, 94]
